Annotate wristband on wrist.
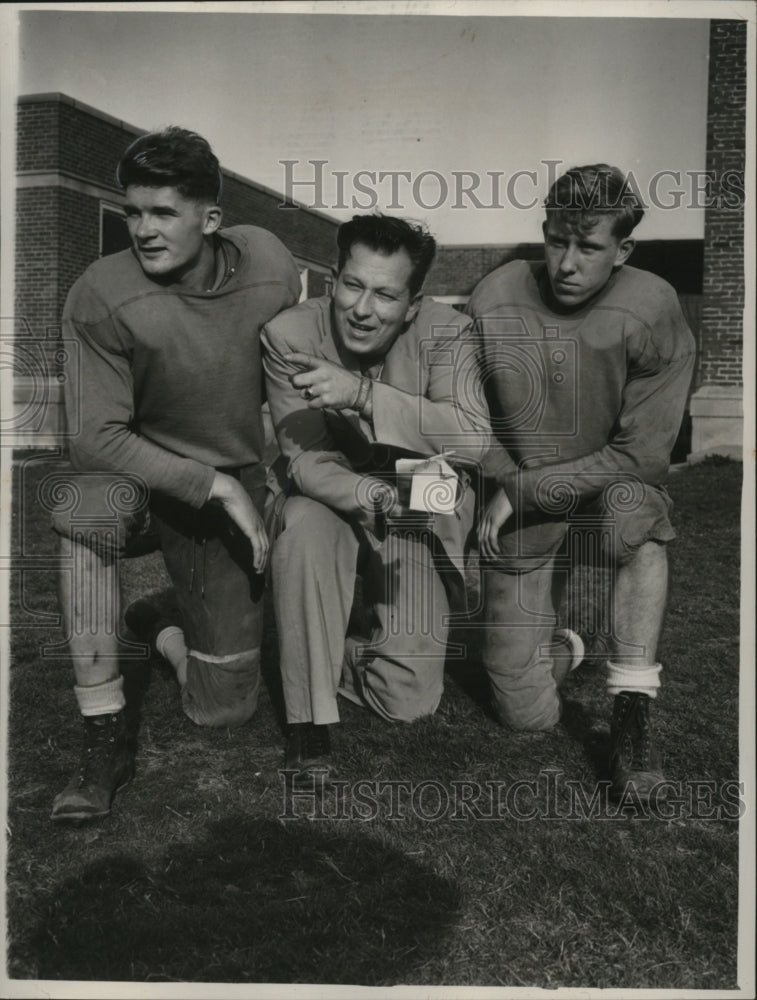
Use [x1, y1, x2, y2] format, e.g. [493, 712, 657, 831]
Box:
[353, 376, 371, 414]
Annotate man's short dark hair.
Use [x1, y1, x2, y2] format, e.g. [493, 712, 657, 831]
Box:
[336, 214, 437, 296]
[116, 126, 222, 203]
[545, 164, 645, 239]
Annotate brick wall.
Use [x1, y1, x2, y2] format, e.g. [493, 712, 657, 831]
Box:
[222, 174, 338, 266]
[426, 245, 542, 297]
[18, 95, 141, 187]
[15, 185, 101, 374]
[15, 187, 60, 341]
[699, 20, 746, 389]
[16, 99, 61, 173]
[426, 241, 703, 299]
[57, 188, 102, 317]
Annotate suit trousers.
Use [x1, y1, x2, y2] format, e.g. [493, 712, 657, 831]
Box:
[272, 495, 452, 725]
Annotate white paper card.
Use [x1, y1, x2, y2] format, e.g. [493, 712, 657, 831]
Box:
[395, 457, 458, 514]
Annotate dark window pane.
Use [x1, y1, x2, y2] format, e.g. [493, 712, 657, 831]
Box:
[101, 208, 130, 256]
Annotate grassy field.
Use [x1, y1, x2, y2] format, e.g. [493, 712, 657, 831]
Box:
[3, 451, 744, 990]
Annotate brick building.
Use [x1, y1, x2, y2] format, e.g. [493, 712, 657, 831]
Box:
[12, 92, 340, 445]
[688, 19, 747, 460]
[11, 16, 747, 459]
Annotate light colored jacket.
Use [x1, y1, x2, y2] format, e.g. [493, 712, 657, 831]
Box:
[262, 295, 491, 595]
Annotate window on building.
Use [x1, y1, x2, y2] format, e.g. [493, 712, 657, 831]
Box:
[296, 265, 334, 301]
[100, 204, 131, 257]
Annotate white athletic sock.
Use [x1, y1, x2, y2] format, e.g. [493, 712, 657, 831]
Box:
[74, 676, 125, 717]
[606, 661, 662, 699]
[155, 626, 188, 686]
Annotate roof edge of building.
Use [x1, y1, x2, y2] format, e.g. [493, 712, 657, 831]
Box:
[18, 92, 341, 228]
[436, 238, 704, 250]
[220, 166, 340, 227]
[19, 91, 144, 137]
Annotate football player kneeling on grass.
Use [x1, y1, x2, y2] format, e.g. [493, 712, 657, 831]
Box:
[469, 164, 696, 800]
[50, 127, 300, 823]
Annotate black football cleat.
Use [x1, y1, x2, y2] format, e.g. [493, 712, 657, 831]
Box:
[284, 722, 336, 781]
[51, 711, 136, 824]
[608, 691, 664, 801]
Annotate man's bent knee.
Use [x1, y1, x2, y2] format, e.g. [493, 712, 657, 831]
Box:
[594, 482, 675, 566]
[359, 665, 443, 723]
[50, 472, 155, 564]
[181, 650, 260, 729]
[490, 688, 561, 732]
[487, 648, 561, 732]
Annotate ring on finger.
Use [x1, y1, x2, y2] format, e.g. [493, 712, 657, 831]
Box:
[302, 387, 313, 400]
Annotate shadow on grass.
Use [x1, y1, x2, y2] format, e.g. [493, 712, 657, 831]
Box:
[18, 815, 461, 985]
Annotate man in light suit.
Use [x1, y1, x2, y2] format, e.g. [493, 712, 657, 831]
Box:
[262, 214, 490, 775]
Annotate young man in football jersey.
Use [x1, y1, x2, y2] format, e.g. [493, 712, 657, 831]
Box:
[50, 127, 300, 822]
[469, 164, 696, 799]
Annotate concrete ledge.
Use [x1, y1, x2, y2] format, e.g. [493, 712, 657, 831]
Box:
[689, 384, 743, 417]
[7, 376, 67, 447]
[689, 384, 743, 462]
